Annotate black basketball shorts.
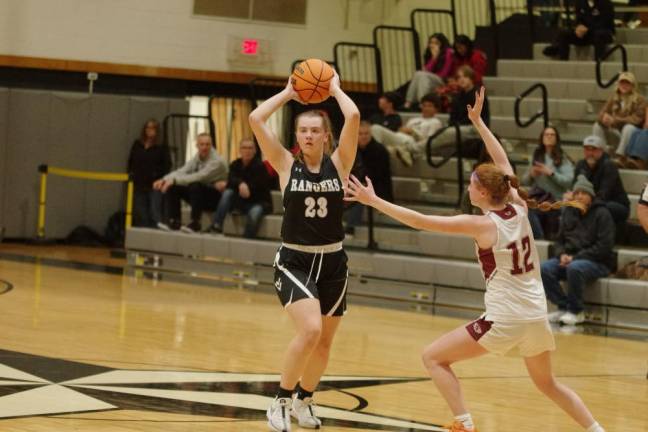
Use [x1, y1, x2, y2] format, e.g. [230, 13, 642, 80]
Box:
[273, 245, 349, 316]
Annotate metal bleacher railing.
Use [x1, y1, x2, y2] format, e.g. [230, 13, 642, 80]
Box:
[372, 25, 421, 92]
[426, 124, 465, 208]
[514, 82, 549, 129]
[596, 44, 629, 89]
[36, 165, 133, 240]
[333, 42, 382, 94]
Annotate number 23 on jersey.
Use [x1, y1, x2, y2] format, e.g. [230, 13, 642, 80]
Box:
[304, 197, 328, 218]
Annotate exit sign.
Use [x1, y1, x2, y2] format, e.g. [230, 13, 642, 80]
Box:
[242, 39, 259, 55]
[227, 35, 272, 70]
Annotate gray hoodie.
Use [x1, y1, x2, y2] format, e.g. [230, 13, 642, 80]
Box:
[163, 148, 228, 186]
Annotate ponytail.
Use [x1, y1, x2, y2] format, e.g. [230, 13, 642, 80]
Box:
[474, 163, 585, 213]
[507, 173, 585, 213]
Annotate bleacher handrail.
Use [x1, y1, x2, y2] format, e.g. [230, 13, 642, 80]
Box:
[333, 42, 382, 94]
[425, 123, 465, 207]
[514, 82, 548, 128]
[372, 25, 422, 92]
[595, 44, 628, 89]
[410, 7, 457, 40]
[372, 25, 422, 70]
[36, 164, 133, 239]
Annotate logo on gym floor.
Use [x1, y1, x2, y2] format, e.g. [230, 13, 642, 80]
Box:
[0, 349, 443, 431]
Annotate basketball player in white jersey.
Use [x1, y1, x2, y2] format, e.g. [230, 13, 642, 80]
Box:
[345, 87, 605, 432]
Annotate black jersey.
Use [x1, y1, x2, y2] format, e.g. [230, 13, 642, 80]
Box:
[281, 156, 345, 245]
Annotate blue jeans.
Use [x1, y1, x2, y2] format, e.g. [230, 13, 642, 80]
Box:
[540, 257, 609, 314]
[133, 189, 162, 228]
[212, 188, 265, 238]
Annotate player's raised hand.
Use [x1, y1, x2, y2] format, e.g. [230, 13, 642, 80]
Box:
[467, 86, 486, 124]
[344, 175, 377, 205]
[329, 69, 341, 97]
[284, 76, 303, 104]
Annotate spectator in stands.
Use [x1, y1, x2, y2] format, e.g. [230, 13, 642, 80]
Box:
[370, 93, 443, 167]
[571, 135, 630, 225]
[403, 33, 454, 110]
[370, 92, 402, 132]
[208, 138, 272, 238]
[622, 0, 648, 29]
[155, 133, 228, 233]
[637, 184, 648, 233]
[424, 65, 490, 159]
[345, 120, 393, 235]
[127, 119, 170, 228]
[522, 126, 574, 239]
[622, 111, 648, 169]
[541, 175, 615, 326]
[452, 34, 487, 87]
[592, 72, 646, 163]
[543, 0, 615, 61]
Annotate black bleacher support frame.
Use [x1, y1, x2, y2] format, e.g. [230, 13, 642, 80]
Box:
[410, 7, 458, 63]
[514, 82, 549, 129]
[596, 44, 629, 89]
[333, 42, 383, 95]
[425, 123, 465, 208]
[372, 25, 421, 92]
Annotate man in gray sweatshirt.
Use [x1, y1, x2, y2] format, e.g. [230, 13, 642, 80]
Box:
[154, 133, 228, 232]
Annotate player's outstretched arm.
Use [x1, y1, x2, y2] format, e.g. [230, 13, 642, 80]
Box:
[248, 79, 296, 176]
[344, 175, 487, 237]
[330, 72, 360, 177]
[468, 87, 526, 208]
[468, 87, 513, 177]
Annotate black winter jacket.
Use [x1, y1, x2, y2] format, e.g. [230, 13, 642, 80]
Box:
[552, 200, 615, 270]
[573, 153, 629, 208]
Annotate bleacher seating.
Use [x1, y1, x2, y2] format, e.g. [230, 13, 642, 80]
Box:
[125, 28, 648, 332]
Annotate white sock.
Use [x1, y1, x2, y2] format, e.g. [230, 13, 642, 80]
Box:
[586, 422, 604, 432]
[454, 413, 474, 429]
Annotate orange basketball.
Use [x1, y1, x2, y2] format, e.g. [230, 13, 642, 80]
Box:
[291, 59, 335, 104]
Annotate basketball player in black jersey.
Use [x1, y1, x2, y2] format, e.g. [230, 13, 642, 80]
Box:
[249, 72, 359, 432]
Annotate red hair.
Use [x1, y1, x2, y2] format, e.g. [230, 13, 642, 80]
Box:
[473, 163, 584, 212]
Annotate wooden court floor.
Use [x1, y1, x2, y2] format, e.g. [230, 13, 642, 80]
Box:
[0, 245, 646, 431]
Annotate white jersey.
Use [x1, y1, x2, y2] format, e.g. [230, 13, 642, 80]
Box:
[476, 203, 547, 322]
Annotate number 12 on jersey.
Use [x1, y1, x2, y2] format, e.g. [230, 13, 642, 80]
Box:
[305, 197, 328, 218]
[507, 235, 534, 275]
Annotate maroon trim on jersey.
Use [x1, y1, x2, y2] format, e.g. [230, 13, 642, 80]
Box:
[477, 246, 496, 280]
[492, 204, 517, 220]
[466, 316, 493, 341]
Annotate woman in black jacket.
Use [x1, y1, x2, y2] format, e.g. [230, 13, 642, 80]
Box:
[127, 119, 171, 227]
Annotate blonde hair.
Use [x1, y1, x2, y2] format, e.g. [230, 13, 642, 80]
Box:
[294, 110, 334, 161]
[473, 163, 585, 212]
[612, 72, 641, 116]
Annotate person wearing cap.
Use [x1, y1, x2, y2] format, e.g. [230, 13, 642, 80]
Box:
[572, 134, 630, 225]
[592, 71, 646, 163]
[541, 175, 615, 326]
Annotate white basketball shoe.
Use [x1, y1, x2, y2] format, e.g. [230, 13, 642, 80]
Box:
[291, 396, 322, 429]
[267, 397, 292, 432]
